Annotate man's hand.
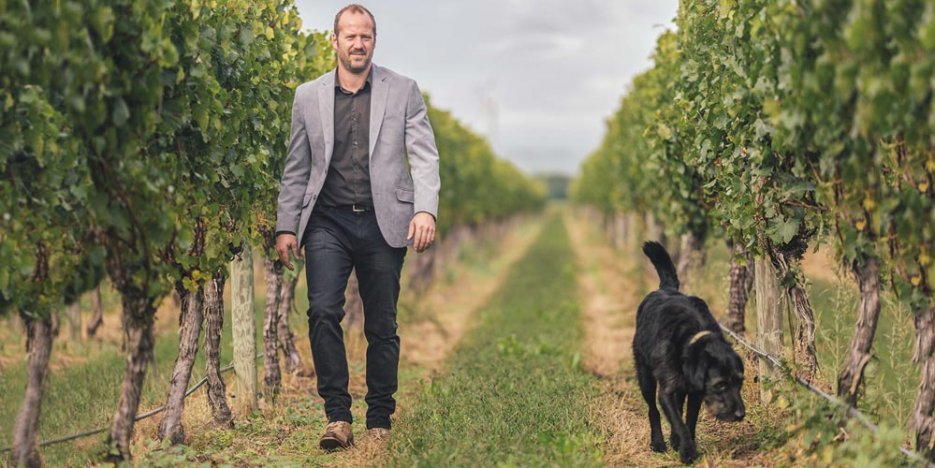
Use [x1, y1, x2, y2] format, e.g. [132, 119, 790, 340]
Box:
[407, 212, 436, 253]
[276, 233, 303, 270]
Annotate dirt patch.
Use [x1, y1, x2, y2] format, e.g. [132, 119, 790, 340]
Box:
[801, 245, 849, 285]
[564, 210, 638, 378]
[398, 219, 543, 373]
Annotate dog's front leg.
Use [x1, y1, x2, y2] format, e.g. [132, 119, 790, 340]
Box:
[670, 391, 686, 450]
[686, 392, 702, 442]
[659, 390, 698, 464]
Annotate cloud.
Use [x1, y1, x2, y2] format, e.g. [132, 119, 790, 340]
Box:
[294, 0, 677, 174]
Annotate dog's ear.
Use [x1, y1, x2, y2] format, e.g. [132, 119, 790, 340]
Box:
[684, 348, 708, 391]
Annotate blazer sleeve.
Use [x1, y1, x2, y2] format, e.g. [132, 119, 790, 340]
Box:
[404, 80, 441, 220]
[275, 86, 312, 235]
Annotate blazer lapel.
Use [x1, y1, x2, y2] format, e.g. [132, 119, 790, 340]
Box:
[369, 64, 389, 159]
[318, 70, 336, 168]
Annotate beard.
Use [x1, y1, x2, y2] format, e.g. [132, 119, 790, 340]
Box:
[340, 51, 371, 74]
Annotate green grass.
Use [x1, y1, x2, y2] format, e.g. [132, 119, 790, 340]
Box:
[0, 271, 289, 466]
[808, 273, 917, 430]
[385, 213, 603, 466]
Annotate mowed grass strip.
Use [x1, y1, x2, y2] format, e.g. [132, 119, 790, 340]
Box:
[386, 213, 603, 466]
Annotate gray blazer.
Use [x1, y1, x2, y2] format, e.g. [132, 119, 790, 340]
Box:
[275, 64, 441, 249]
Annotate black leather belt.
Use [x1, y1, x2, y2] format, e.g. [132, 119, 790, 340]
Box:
[320, 204, 373, 212]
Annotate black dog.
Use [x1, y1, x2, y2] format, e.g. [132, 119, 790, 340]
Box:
[633, 241, 746, 464]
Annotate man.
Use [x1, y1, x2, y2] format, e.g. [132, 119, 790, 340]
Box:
[274, 4, 440, 451]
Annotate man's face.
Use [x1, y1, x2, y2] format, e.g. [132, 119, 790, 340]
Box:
[332, 12, 375, 74]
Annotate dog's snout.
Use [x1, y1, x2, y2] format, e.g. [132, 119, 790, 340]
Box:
[734, 408, 745, 421]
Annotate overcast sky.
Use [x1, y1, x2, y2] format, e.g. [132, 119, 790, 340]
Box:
[294, 1, 678, 175]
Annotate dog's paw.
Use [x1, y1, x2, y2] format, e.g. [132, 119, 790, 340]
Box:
[678, 443, 699, 465]
[670, 432, 681, 451]
[650, 438, 667, 453]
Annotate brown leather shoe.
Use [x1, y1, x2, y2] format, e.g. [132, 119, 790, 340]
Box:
[319, 421, 353, 451]
[367, 427, 390, 441]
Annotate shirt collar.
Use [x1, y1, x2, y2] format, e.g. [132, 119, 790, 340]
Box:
[335, 67, 373, 94]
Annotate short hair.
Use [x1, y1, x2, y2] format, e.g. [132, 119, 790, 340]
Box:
[333, 4, 376, 37]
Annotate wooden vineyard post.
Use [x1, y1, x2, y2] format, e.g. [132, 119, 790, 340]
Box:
[755, 256, 783, 402]
[231, 243, 257, 413]
[726, 242, 752, 335]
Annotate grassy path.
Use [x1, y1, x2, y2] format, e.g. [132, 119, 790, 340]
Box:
[130, 216, 545, 465]
[564, 209, 655, 466]
[384, 212, 603, 466]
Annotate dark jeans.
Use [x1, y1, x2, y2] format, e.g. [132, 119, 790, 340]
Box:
[304, 205, 407, 429]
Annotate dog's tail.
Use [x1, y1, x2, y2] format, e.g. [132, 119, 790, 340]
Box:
[642, 241, 680, 291]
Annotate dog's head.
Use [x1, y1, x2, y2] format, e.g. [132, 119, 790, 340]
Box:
[684, 334, 746, 422]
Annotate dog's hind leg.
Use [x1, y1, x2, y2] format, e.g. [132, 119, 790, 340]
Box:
[670, 390, 686, 451]
[659, 389, 699, 464]
[636, 364, 666, 452]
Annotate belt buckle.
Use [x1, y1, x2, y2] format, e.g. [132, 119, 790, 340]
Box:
[352, 204, 366, 213]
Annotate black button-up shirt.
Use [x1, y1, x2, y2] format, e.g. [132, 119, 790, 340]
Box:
[318, 70, 373, 208]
